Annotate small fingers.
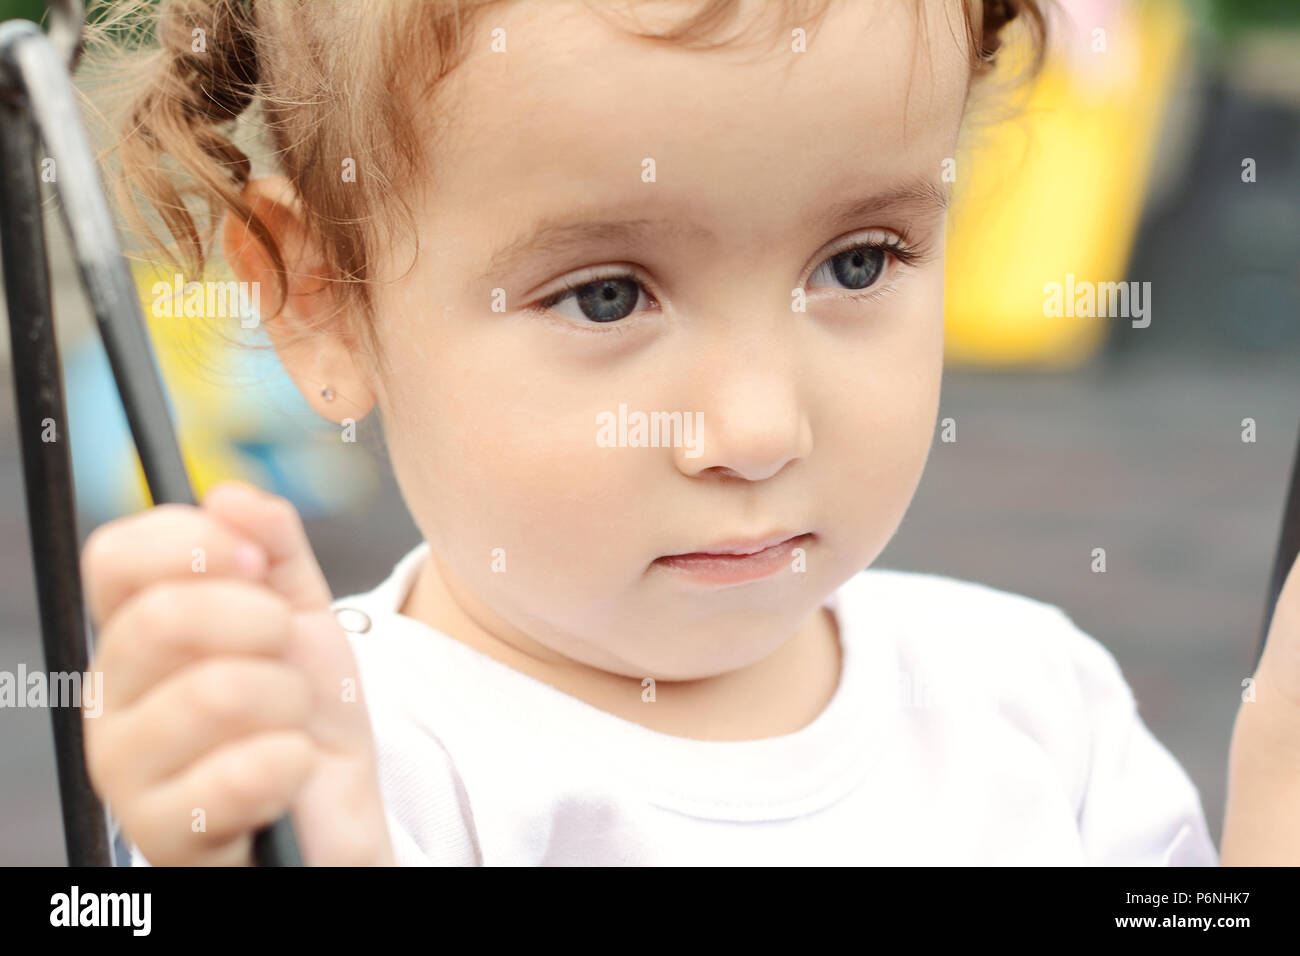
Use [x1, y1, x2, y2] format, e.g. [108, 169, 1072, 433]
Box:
[82, 502, 267, 628]
[120, 730, 314, 867]
[93, 579, 295, 712]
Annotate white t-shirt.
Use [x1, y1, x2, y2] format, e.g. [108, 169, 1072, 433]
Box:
[133, 541, 1218, 866]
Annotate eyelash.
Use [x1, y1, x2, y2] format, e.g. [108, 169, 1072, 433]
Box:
[527, 230, 927, 332]
[813, 233, 924, 301]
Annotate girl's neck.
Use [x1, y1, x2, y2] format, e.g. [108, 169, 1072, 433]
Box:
[398, 547, 843, 742]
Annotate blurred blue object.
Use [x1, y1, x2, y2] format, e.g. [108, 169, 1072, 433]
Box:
[63, 324, 378, 523]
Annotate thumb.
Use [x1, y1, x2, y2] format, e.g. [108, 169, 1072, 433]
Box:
[1258, 551, 1300, 710]
[201, 480, 333, 611]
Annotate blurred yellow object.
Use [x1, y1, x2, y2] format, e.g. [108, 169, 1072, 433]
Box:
[944, 0, 1188, 368]
[107, 262, 378, 517]
[125, 263, 279, 506]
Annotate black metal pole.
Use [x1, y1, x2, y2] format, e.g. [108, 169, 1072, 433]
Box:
[0, 65, 112, 868]
[1, 19, 301, 866]
[9, 24, 193, 502]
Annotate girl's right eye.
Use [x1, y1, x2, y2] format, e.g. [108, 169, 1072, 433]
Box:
[535, 274, 658, 324]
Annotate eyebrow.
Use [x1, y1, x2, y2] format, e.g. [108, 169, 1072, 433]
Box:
[481, 216, 711, 282]
[821, 177, 951, 231]
[480, 176, 950, 281]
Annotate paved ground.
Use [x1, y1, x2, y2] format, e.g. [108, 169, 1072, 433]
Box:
[3, 336, 1294, 864]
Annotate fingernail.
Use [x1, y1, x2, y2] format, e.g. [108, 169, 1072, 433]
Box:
[234, 542, 267, 577]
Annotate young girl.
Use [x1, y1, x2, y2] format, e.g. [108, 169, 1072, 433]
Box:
[78, 0, 1299, 865]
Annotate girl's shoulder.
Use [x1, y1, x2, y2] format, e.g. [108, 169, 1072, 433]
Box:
[833, 565, 1142, 776]
[836, 564, 1129, 694]
[835, 566, 1217, 865]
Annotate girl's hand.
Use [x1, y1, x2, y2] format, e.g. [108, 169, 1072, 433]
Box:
[80, 481, 394, 866]
[1221, 551, 1300, 864]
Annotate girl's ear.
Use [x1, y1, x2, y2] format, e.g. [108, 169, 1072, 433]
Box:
[220, 175, 376, 424]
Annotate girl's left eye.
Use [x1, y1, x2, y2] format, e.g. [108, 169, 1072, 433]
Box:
[806, 238, 913, 296]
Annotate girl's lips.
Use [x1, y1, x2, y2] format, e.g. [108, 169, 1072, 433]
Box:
[652, 533, 813, 586]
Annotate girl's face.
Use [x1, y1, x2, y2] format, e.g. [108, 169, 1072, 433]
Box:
[365, 0, 969, 679]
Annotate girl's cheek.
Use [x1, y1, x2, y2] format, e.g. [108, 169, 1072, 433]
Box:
[819, 326, 942, 554]
[401, 389, 647, 576]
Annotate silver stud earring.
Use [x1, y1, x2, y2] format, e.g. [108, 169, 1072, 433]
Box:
[321, 385, 335, 402]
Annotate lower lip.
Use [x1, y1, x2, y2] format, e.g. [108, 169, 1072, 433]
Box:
[652, 534, 812, 587]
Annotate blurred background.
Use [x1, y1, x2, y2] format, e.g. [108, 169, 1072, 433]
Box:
[1, 0, 1298, 863]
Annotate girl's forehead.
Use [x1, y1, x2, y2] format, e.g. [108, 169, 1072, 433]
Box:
[443, 0, 970, 136]
[423, 0, 967, 249]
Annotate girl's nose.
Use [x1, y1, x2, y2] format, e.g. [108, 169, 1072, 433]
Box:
[674, 353, 813, 482]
